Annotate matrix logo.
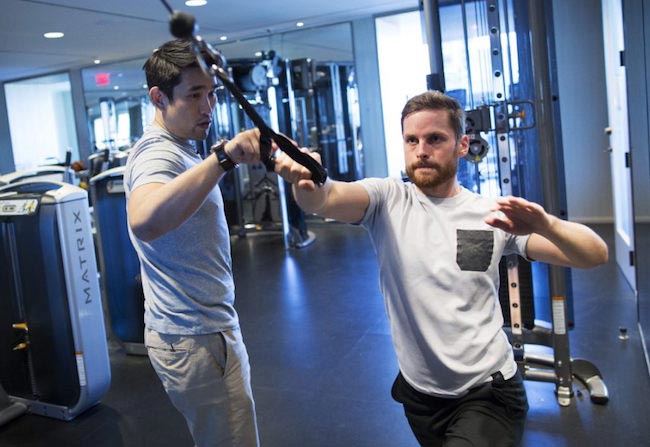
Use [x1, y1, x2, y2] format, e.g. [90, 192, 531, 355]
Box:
[73, 209, 92, 304]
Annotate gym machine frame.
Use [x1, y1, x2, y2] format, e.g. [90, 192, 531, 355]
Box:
[421, 0, 607, 406]
[0, 181, 111, 421]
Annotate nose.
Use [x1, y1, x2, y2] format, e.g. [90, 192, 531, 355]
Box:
[200, 94, 215, 115]
[415, 141, 430, 159]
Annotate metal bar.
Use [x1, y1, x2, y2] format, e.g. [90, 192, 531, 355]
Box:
[329, 64, 349, 174]
[528, 0, 572, 406]
[524, 367, 557, 383]
[421, 0, 446, 91]
[460, 0, 475, 107]
[485, 0, 525, 362]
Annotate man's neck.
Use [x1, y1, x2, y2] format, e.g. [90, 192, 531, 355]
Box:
[152, 115, 187, 143]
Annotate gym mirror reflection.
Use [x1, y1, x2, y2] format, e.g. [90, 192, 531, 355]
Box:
[81, 22, 358, 237]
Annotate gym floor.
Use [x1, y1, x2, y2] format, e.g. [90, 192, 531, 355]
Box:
[1, 222, 649, 446]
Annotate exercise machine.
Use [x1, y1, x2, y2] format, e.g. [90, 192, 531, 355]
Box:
[0, 180, 111, 421]
[90, 166, 146, 355]
[498, 256, 608, 404]
[0, 166, 68, 186]
[421, 0, 607, 405]
[0, 383, 27, 426]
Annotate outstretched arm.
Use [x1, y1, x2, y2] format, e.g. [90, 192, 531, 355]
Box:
[485, 196, 608, 268]
[128, 128, 263, 242]
[274, 150, 369, 224]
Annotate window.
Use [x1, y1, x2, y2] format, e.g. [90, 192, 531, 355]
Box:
[4, 73, 79, 171]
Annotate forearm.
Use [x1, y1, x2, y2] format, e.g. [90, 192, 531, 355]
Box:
[129, 154, 225, 241]
[292, 179, 331, 214]
[291, 178, 368, 223]
[534, 216, 609, 268]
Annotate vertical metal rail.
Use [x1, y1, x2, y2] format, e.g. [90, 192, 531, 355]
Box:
[485, 0, 525, 366]
[421, 0, 446, 91]
[267, 70, 289, 246]
[225, 67, 246, 237]
[329, 64, 349, 175]
[528, 0, 572, 406]
[460, 0, 475, 108]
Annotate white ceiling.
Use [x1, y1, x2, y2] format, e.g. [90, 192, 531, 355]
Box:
[0, 0, 418, 83]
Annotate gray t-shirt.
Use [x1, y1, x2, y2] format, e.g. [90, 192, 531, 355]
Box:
[359, 177, 529, 397]
[124, 125, 238, 335]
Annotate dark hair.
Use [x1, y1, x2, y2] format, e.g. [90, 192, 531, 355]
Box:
[400, 91, 465, 141]
[143, 39, 218, 101]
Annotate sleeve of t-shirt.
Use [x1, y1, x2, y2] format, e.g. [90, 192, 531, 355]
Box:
[128, 139, 188, 192]
[504, 232, 531, 260]
[358, 177, 390, 227]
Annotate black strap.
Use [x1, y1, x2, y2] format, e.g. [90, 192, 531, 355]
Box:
[212, 66, 328, 185]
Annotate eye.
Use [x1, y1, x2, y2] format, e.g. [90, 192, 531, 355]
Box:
[405, 136, 418, 145]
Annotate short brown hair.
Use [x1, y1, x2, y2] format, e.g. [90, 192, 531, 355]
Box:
[143, 39, 219, 101]
[400, 91, 465, 141]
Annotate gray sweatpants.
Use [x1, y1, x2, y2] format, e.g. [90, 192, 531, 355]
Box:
[145, 327, 259, 447]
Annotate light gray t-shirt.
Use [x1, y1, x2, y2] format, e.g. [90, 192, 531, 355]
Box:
[124, 125, 238, 335]
[359, 178, 529, 397]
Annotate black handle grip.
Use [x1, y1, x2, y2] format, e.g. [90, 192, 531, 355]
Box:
[213, 67, 328, 185]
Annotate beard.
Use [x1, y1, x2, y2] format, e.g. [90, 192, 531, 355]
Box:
[406, 158, 458, 190]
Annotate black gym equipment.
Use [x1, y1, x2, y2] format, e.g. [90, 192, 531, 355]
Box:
[0, 180, 111, 421]
[90, 166, 146, 355]
[0, 382, 27, 426]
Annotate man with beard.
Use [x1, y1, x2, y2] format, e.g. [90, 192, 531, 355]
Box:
[274, 90, 608, 446]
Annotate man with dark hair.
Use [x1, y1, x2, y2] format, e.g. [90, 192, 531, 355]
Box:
[124, 39, 268, 447]
[274, 90, 608, 446]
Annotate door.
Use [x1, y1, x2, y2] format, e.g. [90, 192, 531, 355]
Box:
[602, 0, 636, 289]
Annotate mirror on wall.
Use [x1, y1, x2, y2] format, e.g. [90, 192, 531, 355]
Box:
[5, 73, 79, 172]
[80, 22, 359, 234]
[82, 58, 153, 152]
[80, 22, 356, 159]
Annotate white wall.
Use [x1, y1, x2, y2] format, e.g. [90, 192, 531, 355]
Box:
[553, 0, 614, 223]
[4, 74, 79, 171]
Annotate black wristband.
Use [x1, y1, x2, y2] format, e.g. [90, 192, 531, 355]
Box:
[211, 140, 237, 172]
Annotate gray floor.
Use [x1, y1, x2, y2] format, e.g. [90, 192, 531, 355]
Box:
[1, 222, 649, 446]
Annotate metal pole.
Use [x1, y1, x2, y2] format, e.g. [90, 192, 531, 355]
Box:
[421, 0, 446, 91]
[528, 0, 572, 406]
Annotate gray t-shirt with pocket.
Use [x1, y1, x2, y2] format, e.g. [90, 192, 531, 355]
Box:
[359, 177, 529, 397]
[124, 125, 238, 335]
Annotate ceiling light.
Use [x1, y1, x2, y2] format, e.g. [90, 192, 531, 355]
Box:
[254, 51, 263, 57]
[44, 32, 64, 39]
[93, 59, 101, 64]
[220, 36, 227, 41]
[296, 22, 304, 27]
[113, 86, 120, 90]
[185, 0, 207, 6]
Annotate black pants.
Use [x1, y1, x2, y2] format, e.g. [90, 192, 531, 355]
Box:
[391, 371, 528, 447]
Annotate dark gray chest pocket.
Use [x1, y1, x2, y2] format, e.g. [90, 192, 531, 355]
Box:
[456, 229, 494, 272]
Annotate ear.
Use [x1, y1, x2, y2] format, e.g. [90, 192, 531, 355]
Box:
[457, 134, 469, 159]
[149, 86, 168, 110]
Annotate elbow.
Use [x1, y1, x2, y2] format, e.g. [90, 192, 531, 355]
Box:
[580, 241, 609, 269]
[129, 217, 163, 242]
[595, 241, 609, 266]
